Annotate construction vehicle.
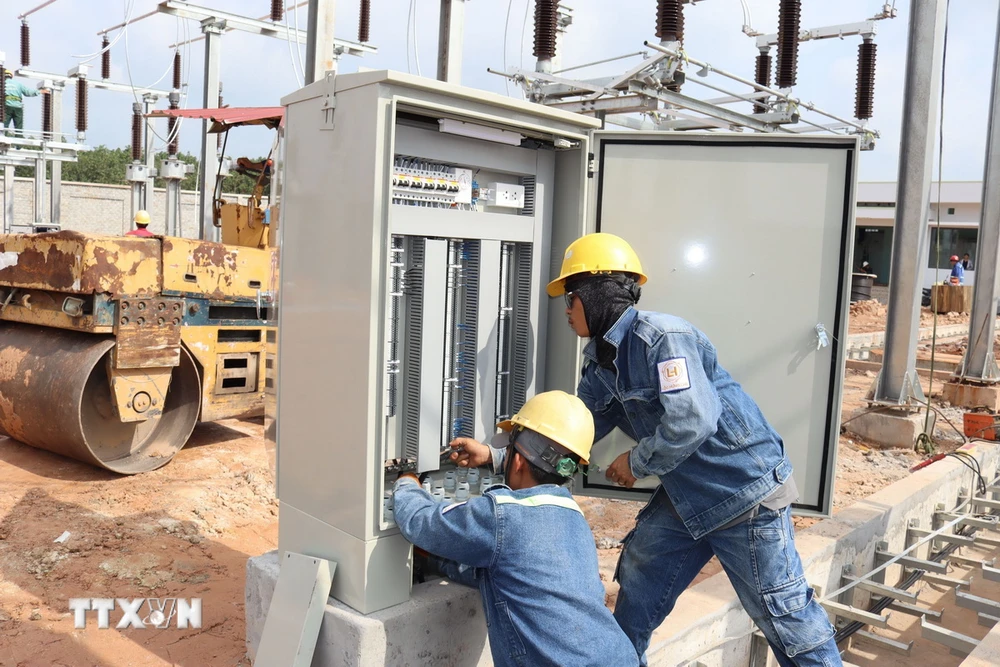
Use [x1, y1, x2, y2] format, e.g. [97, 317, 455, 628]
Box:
[0, 107, 282, 474]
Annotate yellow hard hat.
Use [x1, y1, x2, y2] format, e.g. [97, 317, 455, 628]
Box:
[3, 69, 11, 78]
[546, 232, 648, 297]
[133, 210, 151, 225]
[497, 390, 595, 464]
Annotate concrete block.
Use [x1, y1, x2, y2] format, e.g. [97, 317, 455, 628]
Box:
[962, 620, 1000, 667]
[247, 550, 491, 667]
[843, 408, 933, 449]
[942, 381, 1000, 412]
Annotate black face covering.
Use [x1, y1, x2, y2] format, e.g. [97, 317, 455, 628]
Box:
[567, 274, 640, 369]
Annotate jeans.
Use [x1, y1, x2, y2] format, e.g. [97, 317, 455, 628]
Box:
[614, 487, 841, 666]
[3, 106, 23, 131]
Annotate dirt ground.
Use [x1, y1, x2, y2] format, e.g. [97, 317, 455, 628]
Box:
[847, 299, 971, 334]
[0, 419, 275, 667]
[0, 310, 994, 665]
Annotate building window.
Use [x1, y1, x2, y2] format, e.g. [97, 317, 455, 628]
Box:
[928, 228, 977, 270]
[857, 202, 896, 208]
[947, 207, 956, 215]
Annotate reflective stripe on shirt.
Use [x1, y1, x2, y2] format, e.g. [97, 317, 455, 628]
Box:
[493, 494, 583, 514]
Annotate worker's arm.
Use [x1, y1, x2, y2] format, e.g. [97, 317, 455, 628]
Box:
[628, 332, 722, 479]
[427, 555, 480, 588]
[577, 365, 617, 443]
[392, 478, 497, 569]
[20, 83, 39, 98]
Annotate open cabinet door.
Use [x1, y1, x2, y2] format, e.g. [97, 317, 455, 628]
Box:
[574, 133, 857, 516]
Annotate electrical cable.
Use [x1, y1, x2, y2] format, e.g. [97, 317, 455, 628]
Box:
[284, 1, 305, 86]
[519, 0, 531, 98]
[292, 0, 306, 84]
[412, 0, 422, 76]
[406, 0, 414, 74]
[73, 1, 136, 63]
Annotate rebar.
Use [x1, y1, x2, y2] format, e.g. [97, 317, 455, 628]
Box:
[359, 0, 371, 43]
[101, 36, 111, 80]
[776, 0, 801, 88]
[20, 21, 31, 67]
[131, 104, 143, 161]
[76, 77, 88, 133]
[270, 0, 284, 22]
[855, 39, 877, 120]
[173, 51, 182, 90]
[533, 0, 558, 60]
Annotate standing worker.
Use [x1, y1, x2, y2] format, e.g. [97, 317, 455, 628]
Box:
[545, 233, 840, 666]
[126, 210, 154, 237]
[949, 254, 965, 285]
[3, 70, 43, 135]
[394, 391, 639, 667]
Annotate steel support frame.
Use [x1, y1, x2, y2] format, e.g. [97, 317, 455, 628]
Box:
[959, 1, 1000, 382]
[437, 0, 465, 84]
[48, 82, 63, 226]
[2, 165, 14, 234]
[627, 82, 786, 134]
[198, 19, 223, 241]
[876, 0, 948, 404]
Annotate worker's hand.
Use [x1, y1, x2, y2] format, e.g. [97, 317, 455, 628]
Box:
[397, 471, 420, 485]
[449, 437, 491, 468]
[41, 89, 50, 95]
[606, 451, 637, 488]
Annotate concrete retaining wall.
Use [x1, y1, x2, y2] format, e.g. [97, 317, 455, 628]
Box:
[846, 323, 969, 360]
[245, 443, 1000, 666]
[3, 176, 257, 238]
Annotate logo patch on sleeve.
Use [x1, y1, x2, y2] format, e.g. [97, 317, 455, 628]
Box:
[658, 358, 691, 393]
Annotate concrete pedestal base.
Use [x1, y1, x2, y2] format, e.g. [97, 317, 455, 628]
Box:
[942, 381, 1000, 412]
[843, 408, 935, 449]
[246, 550, 492, 667]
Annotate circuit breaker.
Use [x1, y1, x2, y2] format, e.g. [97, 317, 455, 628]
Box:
[275, 71, 857, 615]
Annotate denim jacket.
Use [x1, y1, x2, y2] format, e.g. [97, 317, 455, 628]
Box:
[577, 307, 793, 539]
[393, 479, 638, 667]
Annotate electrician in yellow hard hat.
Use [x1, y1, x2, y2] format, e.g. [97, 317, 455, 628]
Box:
[548, 233, 840, 667]
[393, 391, 638, 667]
[126, 210, 154, 237]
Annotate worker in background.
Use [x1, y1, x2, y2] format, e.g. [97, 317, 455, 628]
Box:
[3, 70, 43, 135]
[949, 254, 965, 285]
[126, 210, 154, 237]
[394, 391, 639, 667]
[859, 260, 873, 274]
[962, 253, 973, 271]
[545, 233, 840, 667]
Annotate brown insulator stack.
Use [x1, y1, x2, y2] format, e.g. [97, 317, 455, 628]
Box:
[776, 0, 801, 89]
[855, 39, 877, 120]
[655, 0, 683, 43]
[101, 36, 111, 80]
[753, 51, 771, 114]
[359, 0, 371, 43]
[533, 0, 558, 60]
[76, 78, 88, 133]
[173, 51, 182, 90]
[20, 21, 31, 67]
[42, 88, 52, 137]
[270, 0, 284, 22]
[167, 97, 179, 156]
[131, 105, 143, 161]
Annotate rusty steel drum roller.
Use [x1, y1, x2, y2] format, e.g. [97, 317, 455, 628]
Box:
[0, 323, 201, 474]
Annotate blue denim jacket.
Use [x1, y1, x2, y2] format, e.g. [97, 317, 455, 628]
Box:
[577, 307, 793, 539]
[393, 479, 638, 667]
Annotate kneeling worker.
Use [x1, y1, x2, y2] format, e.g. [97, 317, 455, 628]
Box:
[393, 391, 638, 667]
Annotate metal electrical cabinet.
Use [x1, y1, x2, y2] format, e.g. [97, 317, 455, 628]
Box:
[275, 70, 857, 614]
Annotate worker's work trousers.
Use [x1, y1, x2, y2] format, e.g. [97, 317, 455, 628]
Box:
[614, 487, 841, 666]
[2, 106, 23, 132]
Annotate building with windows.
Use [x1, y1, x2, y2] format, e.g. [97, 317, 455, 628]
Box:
[855, 181, 982, 289]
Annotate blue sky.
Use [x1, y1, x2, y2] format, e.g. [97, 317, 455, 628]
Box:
[1, 0, 996, 182]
